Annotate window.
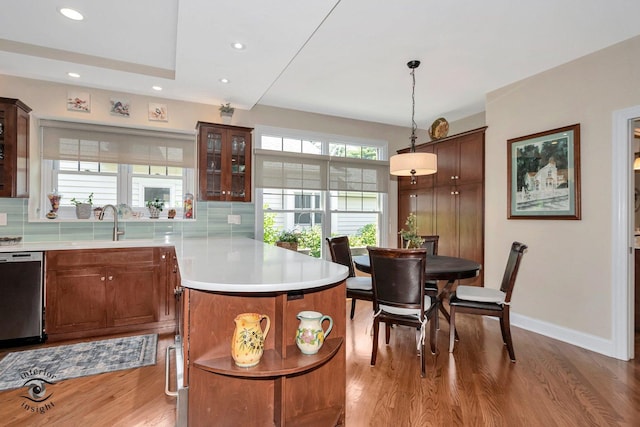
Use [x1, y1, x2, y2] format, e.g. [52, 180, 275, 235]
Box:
[255, 126, 388, 258]
[40, 120, 195, 219]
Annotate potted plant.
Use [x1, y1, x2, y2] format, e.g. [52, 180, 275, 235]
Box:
[146, 198, 165, 219]
[219, 103, 234, 124]
[70, 193, 94, 219]
[398, 212, 425, 248]
[276, 230, 300, 252]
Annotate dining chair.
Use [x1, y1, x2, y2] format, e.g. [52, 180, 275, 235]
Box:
[367, 246, 437, 378]
[448, 241, 528, 361]
[326, 236, 373, 319]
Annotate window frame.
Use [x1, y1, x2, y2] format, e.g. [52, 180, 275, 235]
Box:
[254, 126, 389, 257]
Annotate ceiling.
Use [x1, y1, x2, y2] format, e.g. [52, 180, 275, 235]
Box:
[1, 1, 640, 128]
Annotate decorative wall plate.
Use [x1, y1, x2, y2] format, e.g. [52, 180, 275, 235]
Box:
[429, 117, 449, 140]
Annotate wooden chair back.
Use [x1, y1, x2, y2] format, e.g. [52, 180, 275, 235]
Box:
[367, 246, 427, 314]
[326, 236, 355, 277]
[500, 241, 528, 303]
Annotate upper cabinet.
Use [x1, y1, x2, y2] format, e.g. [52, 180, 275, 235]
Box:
[0, 98, 31, 198]
[196, 122, 253, 202]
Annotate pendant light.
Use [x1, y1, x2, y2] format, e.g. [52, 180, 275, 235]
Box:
[390, 60, 437, 184]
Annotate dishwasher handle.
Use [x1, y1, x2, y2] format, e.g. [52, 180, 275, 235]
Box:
[165, 344, 178, 397]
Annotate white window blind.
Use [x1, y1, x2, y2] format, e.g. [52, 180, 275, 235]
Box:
[41, 120, 196, 167]
[254, 148, 388, 193]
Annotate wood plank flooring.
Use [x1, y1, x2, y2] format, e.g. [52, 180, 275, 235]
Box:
[1, 303, 640, 426]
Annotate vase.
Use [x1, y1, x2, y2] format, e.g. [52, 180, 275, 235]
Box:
[75, 203, 92, 219]
[220, 112, 233, 124]
[231, 313, 271, 367]
[148, 206, 160, 219]
[295, 310, 333, 355]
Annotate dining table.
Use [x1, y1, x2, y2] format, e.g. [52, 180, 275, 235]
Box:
[352, 254, 482, 326]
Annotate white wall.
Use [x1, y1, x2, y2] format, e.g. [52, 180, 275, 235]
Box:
[485, 34, 640, 355]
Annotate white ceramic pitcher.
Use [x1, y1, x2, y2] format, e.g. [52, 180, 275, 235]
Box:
[295, 310, 333, 355]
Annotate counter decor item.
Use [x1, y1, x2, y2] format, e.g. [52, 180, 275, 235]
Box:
[231, 313, 270, 367]
[276, 230, 299, 252]
[70, 193, 94, 219]
[167, 208, 176, 219]
[428, 117, 449, 140]
[398, 212, 424, 248]
[183, 193, 194, 219]
[146, 198, 165, 219]
[219, 103, 234, 124]
[295, 311, 333, 355]
[47, 192, 62, 219]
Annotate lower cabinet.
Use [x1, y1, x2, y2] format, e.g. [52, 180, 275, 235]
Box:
[184, 281, 346, 426]
[45, 247, 176, 341]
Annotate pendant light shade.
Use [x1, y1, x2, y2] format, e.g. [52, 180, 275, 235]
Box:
[390, 151, 437, 176]
[390, 60, 437, 182]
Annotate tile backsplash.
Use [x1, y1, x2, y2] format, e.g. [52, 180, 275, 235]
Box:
[0, 198, 255, 242]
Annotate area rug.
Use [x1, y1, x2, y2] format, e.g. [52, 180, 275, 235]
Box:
[0, 334, 157, 391]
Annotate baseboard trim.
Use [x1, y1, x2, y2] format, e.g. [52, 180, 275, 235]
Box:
[509, 312, 616, 359]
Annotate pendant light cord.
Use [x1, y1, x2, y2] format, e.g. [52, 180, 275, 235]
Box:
[408, 61, 420, 153]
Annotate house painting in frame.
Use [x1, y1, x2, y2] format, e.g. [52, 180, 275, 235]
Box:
[507, 123, 581, 220]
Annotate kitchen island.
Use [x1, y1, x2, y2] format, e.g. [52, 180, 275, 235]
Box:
[175, 238, 349, 427]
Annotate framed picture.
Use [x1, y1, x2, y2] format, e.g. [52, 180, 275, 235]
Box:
[110, 98, 130, 117]
[507, 123, 581, 220]
[148, 103, 168, 121]
[67, 91, 91, 112]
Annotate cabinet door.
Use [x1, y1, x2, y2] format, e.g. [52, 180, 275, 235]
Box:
[0, 99, 30, 198]
[457, 134, 484, 185]
[457, 182, 484, 286]
[108, 264, 158, 327]
[199, 126, 224, 200]
[158, 248, 177, 322]
[46, 267, 107, 333]
[434, 185, 458, 257]
[434, 139, 460, 187]
[398, 189, 435, 247]
[227, 128, 251, 201]
[198, 123, 253, 202]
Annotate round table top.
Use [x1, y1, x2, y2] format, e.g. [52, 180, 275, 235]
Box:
[352, 254, 481, 281]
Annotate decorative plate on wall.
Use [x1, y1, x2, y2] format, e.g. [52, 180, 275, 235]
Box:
[429, 117, 449, 140]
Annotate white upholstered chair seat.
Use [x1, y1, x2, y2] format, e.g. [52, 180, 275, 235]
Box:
[346, 276, 372, 291]
[456, 285, 506, 304]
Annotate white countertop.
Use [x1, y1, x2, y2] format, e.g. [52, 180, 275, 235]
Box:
[0, 237, 349, 293]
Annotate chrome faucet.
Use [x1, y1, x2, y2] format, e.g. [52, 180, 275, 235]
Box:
[99, 204, 125, 241]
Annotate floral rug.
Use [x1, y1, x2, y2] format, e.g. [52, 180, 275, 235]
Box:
[0, 334, 157, 391]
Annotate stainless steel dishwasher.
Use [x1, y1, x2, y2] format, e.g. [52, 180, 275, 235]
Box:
[0, 251, 45, 347]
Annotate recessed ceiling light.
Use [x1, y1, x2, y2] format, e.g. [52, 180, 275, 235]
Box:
[219, 78, 230, 84]
[231, 42, 245, 50]
[152, 85, 163, 91]
[67, 72, 80, 78]
[59, 8, 84, 21]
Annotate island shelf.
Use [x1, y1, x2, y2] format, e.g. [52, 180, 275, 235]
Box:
[183, 280, 346, 426]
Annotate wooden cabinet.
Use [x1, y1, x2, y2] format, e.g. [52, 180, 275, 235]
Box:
[45, 247, 176, 341]
[0, 97, 31, 197]
[398, 127, 486, 286]
[196, 122, 252, 202]
[184, 281, 346, 426]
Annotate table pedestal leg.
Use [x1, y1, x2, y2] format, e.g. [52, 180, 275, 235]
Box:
[438, 280, 459, 341]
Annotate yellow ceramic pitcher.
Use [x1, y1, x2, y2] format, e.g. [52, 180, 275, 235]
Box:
[231, 313, 271, 367]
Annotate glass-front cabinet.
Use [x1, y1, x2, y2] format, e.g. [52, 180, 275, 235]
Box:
[0, 98, 31, 198]
[196, 122, 252, 202]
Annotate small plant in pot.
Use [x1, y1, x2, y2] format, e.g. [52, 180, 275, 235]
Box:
[70, 193, 94, 219]
[146, 198, 165, 219]
[398, 212, 425, 248]
[276, 230, 300, 252]
[219, 102, 234, 124]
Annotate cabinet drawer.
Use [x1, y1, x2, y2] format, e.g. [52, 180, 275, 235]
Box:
[47, 247, 157, 269]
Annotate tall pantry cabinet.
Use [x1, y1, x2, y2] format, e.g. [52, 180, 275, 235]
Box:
[397, 127, 486, 286]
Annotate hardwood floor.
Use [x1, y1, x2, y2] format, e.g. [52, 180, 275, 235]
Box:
[1, 304, 640, 426]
